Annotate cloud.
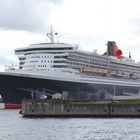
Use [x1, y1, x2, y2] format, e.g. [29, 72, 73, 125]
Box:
[47, 0, 63, 4]
[0, 0, 140, 65]
[0, 0, 63, 32]
[49, 0, 140, 61]
[0, 29, 47, 68]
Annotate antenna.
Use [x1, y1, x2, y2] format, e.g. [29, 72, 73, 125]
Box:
[46, 26, 54, 43]
[129, 51, 131, 58]
[50, 26, 54, 43]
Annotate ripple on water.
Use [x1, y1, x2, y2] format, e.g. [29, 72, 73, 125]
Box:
[0, 110, 140, 140]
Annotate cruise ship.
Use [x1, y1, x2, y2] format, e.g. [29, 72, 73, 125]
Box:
[0, 30, 140, 108]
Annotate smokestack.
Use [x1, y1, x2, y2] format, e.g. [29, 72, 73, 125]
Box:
[107, 41, 118, 56]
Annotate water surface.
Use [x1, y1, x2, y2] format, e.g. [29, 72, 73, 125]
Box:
[0, 109, 140, 140]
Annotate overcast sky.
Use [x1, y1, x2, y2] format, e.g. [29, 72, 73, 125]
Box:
[0, 0, 140, 70]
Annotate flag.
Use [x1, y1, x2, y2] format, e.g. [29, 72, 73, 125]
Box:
[35, 91, 47, 100]
[40, 91, 47, 100]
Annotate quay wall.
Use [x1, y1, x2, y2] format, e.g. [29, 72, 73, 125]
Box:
[21, 100, 140, 117]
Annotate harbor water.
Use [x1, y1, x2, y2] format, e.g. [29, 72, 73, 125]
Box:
[0, 108, 140, 140]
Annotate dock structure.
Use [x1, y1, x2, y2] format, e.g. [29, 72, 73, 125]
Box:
[21, 99, 140, 117]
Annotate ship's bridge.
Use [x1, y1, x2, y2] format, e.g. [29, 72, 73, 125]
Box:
[14, 43, 79, 72]
[15, 43, 78, 55]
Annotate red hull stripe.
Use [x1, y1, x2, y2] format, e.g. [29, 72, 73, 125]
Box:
[5, 104, 21, 109]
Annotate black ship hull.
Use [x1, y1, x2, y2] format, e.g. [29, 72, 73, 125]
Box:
[0, 72, 140, 108]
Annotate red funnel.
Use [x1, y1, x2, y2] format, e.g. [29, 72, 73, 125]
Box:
[115, 49, 122, 59]
[116, 49, 122, 56]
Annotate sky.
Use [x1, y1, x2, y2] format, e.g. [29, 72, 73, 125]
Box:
[0, 0, 140, 71]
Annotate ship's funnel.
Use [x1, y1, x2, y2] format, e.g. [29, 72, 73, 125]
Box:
[115, 49, 122, 59]
[107, 41, 118, 56]
[107, 41, 122, 59]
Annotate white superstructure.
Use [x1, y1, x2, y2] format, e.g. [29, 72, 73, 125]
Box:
[8, 39, 140, 81]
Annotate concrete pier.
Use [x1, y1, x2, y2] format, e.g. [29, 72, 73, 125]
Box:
[20, 99, 140, 117]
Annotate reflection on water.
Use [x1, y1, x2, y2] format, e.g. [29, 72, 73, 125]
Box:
[0, 109, 140, 140]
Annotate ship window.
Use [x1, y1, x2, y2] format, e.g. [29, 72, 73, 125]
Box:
[53, 65, 66, 68]
[17, 47, 73, 52]
[54, 60, 66, 63]
[54, 56, 67, 59]
[20, 62, 25, 65]
[19, 57, 25, 60]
